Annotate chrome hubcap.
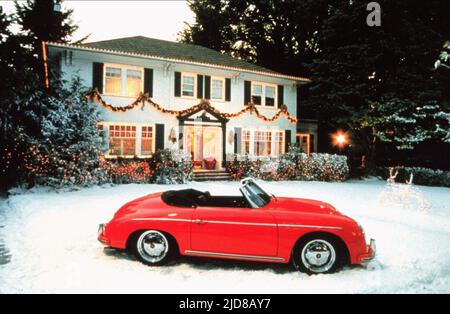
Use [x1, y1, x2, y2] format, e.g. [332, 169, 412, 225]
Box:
[137, 231, 169, 263]
[301, 239, 336, 273]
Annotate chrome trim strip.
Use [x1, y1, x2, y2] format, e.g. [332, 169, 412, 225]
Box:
[132, 218, 191, 223]
[361, 257, 374, 262]
[131, 218, 343, 230]
[204, 220, 276, 227]
[185, 250, 285, 261]
[278, 224, 343, 230]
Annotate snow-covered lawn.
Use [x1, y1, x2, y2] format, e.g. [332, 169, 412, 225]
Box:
[0, 179, 449, 293]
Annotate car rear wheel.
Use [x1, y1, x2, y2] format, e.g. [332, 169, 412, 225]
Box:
[293, 235, 342, 274]
[131, 230, 174, 266]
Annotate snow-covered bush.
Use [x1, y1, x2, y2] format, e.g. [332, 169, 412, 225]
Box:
[299, 153, 349, 182]
[377, 167, 450, 187]
[100, 158, 153, 184]
[226, 149, 349, 182]
[100, 149, 192, 185]
[227, 154, 254, 179]
[150, 149, 192, 184]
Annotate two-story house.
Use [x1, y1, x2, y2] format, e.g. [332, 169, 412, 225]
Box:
[46, 36, 309, 169]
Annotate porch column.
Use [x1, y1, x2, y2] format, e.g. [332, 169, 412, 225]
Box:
[221, 122, 227, 167]
[178, 120, 184, 150]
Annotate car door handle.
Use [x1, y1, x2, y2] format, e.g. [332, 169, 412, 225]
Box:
[193, 219, 206, 224]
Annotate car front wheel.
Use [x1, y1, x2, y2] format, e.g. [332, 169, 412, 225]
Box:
[132, 230, 173, 266]
[293, 235, 342, 274]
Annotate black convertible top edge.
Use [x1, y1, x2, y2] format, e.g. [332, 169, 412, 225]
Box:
[161, 189, 209, 208]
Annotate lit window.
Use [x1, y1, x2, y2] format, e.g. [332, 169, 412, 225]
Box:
[141, 126, 153, 156]
[254, 131, 272, 156]
[265, 86, 276, 107]
[252, 84, 262, 105]
[109, 125, 136, 156]
[242, 130, 251, 155]
[126, 69, 142, 97]
[105, 67, 122, 95]
[182, 74, 195, 97]
[242, 130, 284, 157]
[211, 78, 224, 100]
[104, 65, 143, 97]
[274, 131, 284, 157]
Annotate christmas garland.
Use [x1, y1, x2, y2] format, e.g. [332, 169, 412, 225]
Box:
[86, 89, 298, 124]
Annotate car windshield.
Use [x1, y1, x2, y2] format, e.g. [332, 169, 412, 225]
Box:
[240, 180, 271, 208]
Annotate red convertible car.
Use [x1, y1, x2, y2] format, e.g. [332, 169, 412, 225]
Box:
[98, 178, 375, 274]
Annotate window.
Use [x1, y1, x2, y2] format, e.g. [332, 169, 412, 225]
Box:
[182, 74, 195, 97]
[265, 86, 276, 106]
[297, 133, 310, 154]
[104, 64, 143, 97]
[251, 82, 277, 107]
[211, 77, 225, 100]
[105, 67, 122, 95]
[126, 69, 142, 97]
[251, 84, 263, 105]
[141, 126, 153, 156]
[274, 131, 284, 157]
[254, 131, 272, 156]
[109, 125, 136, 156]
[241, 130, 284, 157]
[242, 130, 251, 155]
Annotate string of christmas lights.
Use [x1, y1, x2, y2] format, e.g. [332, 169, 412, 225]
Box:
[86, 89, 299, 124]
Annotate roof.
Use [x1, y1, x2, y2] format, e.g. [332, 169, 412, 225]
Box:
[46, 36, 309, 82]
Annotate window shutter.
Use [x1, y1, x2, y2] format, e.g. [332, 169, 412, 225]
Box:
[277, 85, 284, 108]
[204, 75, 211, 99]
[234, 128, 242, 154]
[92, 62, 103, 93]
[225, 78, 231, 101]
[155, 124, 165, 151]
[174, 72, 181, 97]
[144, 68, 153, 97]
[197, 74, 204, 99]
[285, 129, 291, 153]
[244, 81, 251, 105]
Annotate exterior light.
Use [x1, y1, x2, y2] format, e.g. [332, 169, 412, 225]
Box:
[168, 127, 177, 144]
[332, 131, 349, 148]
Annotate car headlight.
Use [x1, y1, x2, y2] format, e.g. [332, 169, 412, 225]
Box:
[357, 223, 365, 234]
[357, 223, 369, 243]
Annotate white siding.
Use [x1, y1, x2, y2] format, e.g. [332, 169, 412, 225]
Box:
[50, 47, 298, 155]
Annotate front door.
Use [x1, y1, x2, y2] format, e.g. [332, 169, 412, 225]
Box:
[184, 125, 222, 168]
[190, 206, 278, 257]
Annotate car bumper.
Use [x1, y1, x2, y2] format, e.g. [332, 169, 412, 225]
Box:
[358, 239, 376, 263]
[97, 223, 110, 246]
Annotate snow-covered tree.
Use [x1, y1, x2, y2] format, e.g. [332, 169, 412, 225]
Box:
[0, 73, 49, 189]
[435, 40, 450, 69]
[367, 98, 450, 150]
[14, 0, 79, 83]
[22, 77, 107, 187]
